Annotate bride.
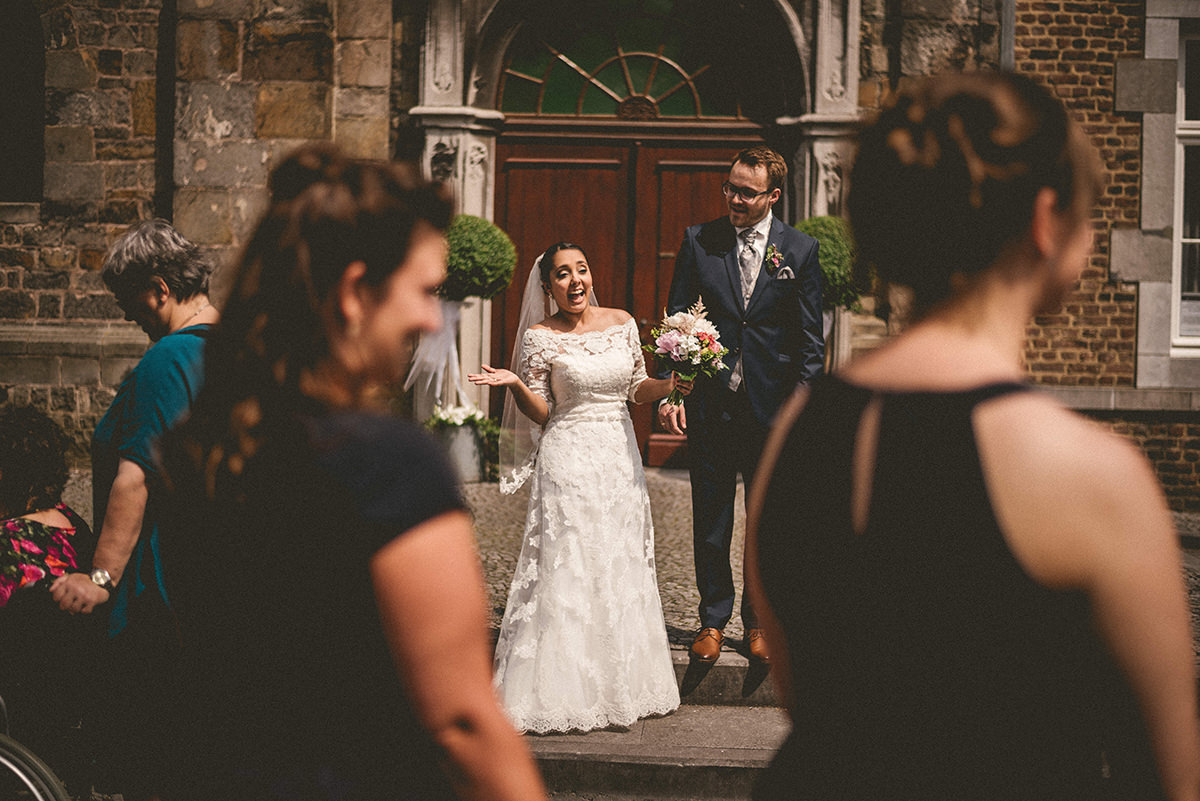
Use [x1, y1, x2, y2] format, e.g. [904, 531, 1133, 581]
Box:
[468, 242, 686, 734]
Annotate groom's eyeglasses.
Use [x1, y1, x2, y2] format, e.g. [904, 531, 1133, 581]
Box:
[721, 181, 772, 202]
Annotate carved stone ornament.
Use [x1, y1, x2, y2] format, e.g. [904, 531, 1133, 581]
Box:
[824, 64, 846, 102]
[821, 151, 843, 217]
[435, 63, 455, 93]
[467, 144, 488, 180]
[431, 141, 458, 182]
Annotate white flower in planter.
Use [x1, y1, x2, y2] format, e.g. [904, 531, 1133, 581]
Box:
[429, 404, 486, 428]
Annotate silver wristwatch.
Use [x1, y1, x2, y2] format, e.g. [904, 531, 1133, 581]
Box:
[88, 567, 115, 592]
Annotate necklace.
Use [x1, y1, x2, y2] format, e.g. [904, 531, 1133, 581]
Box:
[178, 301, 211, 330]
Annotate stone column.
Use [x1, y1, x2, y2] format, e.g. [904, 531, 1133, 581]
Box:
[775, 0, 861, 369]
[406, 109, 504, 419]
[782, 0, 860, 220]
[409, 0, 504, 416]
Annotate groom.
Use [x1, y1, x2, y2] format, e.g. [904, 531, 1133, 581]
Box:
[659, 145, 824, 664]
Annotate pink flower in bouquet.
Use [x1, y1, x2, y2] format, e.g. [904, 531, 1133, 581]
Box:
[654, 329, 688, 361]
[0, 577, 14, 607]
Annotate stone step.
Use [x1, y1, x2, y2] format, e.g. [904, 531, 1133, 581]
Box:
[670, 650, 779, 707]
[529, 704, 789, 801]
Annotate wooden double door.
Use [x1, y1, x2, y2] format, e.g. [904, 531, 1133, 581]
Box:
[490, 138, 748, 462]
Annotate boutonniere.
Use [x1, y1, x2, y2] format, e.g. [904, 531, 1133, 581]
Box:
[764, 244, 792, 278]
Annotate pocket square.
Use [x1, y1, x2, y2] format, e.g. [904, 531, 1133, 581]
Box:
[775, 266, 795, 279]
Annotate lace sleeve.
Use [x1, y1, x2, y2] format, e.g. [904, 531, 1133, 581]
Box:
[518, 330, 553, 406]
[500, 329, 554, 495]
[626, 319, 649, 404]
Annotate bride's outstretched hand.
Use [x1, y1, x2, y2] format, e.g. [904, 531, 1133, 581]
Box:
[671, 373, 694, 397]
[468, 364, 520, 389]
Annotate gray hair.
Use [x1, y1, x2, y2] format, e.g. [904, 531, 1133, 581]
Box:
[102, 218, 214, 301]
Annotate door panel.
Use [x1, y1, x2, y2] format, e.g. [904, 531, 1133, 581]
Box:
[491, 142, 630, 414]
[632, 147, 739, 462]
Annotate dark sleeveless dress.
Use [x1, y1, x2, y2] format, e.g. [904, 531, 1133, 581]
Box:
[754, 374, 1163, 801]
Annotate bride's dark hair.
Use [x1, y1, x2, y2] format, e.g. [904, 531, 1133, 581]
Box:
[537, 242, 590, 285]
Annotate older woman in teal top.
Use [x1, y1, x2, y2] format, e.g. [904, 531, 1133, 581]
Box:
[50, 218, 218, 801]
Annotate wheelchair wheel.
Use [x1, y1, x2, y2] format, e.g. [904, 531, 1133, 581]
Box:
[0, 733, 71, 801]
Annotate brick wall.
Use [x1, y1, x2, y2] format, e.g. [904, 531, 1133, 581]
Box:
[1090, 413, 1200, 513]
[859, 0, 1143, 388]
[1015, 0, 1142, 386]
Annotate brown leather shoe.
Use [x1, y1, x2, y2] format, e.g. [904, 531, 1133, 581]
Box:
[747, 628, 771, 663]
[690, 627, 724, 662]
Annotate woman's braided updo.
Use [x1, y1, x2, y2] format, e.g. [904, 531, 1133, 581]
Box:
[848, 72, 1101, 317]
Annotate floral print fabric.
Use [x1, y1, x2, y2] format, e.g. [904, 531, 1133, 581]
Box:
[0, 504, 81, 607]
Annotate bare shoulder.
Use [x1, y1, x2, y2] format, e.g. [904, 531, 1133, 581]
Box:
[597, 307, 633, 327]
[974, 392, 1172, 587]
[978, 393, 1153, 491]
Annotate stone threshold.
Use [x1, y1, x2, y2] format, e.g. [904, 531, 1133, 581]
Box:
[1043, 385, 1200, 412]
[0, 322, 148, 358]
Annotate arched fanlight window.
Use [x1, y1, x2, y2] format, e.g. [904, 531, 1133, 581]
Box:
[0, 0, 44, 202]
[499, 0, 748, 120]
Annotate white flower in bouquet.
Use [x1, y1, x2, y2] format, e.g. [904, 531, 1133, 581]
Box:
[643, 298, 729, 404]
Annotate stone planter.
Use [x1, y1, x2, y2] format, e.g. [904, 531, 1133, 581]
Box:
[440, 425, 482, 484]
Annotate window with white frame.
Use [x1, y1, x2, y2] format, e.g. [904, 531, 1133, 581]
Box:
[1175, 37, 1200, 346]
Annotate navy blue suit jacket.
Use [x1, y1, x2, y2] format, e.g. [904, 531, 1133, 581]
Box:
[665, 215, 824, 427]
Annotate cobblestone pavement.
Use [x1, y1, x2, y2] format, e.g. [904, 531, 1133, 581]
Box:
[467, 468, 1200, 660]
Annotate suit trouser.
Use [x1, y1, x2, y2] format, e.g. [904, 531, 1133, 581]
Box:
[688, 385, 769, 631]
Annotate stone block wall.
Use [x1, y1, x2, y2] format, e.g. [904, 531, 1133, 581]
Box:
[0, 1, 166, 458]
[173, 0, 394, 293]
[858, 0, 1003, 108]
[0, 0, 399, 462]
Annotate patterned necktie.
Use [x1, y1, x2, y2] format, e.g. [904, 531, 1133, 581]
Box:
[739, 229, 758, 301]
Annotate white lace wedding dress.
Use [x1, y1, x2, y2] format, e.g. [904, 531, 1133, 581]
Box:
[493, 318, 681, 733]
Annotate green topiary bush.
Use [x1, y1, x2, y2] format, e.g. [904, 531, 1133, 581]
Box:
[442, 214, 518, 301]
[795, 215, 870, 312]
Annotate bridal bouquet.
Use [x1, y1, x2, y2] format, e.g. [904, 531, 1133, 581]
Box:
[644, 298, 729, 405]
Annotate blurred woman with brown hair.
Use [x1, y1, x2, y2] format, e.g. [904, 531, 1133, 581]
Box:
[748, 72, 1200, 800]
[159, 145, 545, 801]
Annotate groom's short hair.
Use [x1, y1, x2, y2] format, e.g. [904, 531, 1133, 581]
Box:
[732, 146, 788, 192]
